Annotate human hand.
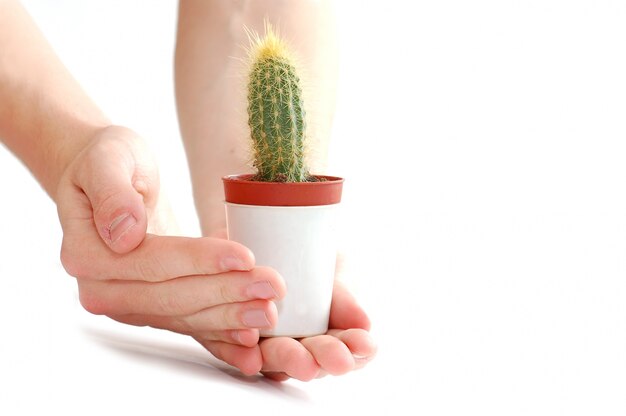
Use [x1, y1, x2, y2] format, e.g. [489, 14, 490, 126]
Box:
[195, 247, 377, 380]
[56, 125, 286, 345]
[258, 280, 376, 382]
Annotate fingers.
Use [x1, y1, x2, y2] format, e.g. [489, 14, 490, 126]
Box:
[109, 299, 278, 333]
[116, 236, 255, 282]
[299, 335, 355, 376]
[261, 372, 291, 382]
[62, 235, 256, 282]
[239, 281, 376, 382]
[112, 312, 261, 347]
[77, 266, 284, 316]
[180, 299, 278, 332]
[259, 337, 321, 381]
[192, 329, 376, 381]
[326, 329, 378, 370]
[257, 329, 377, 382]
[178, 296, 376, 382]
[258, 335, 355, 381]
[192, 329, 260, 348]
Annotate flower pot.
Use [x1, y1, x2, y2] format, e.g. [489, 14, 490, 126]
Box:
[223, 174, 344, 337]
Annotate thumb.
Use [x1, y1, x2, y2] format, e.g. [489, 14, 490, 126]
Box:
[76, 150, 149, 254]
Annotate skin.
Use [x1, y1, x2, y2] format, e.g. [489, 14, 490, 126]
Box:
[0, 0, 376, 382]
[175, 0, 375, 381]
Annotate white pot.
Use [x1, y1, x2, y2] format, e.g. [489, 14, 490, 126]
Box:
[225, 202, 340, 337]
[222, 174, 344, 338]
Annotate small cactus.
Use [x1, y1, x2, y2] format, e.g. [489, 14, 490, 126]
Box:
[246, 24, 309, 182]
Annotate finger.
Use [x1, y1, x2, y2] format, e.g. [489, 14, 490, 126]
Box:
[261, 372, 291, 382]
[194, 330, 259, 346]
[231, 329, 261, 347]
[196, 339, 263, 376]
[104, 299, 277, 332]
[259, 337, 320, 382]
[77, 266, 284, 316]
[316, 370, 329, 379]
[300, 335, 355, 376]
[110, 314, 261, 347]
[208, 329, 261, 348]
[196, 329, 260, 348]
[62, 235, 256, 282]
[110, 235, 256, 281]
[329, 280, 371, 331]
[326, 328, 378, 369]
[74, 134, 155, 254]
[180, 299, 278, 331]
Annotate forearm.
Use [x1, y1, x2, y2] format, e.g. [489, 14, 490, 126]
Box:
[0, 0, 110, 201]
[175, 0, 338, 236]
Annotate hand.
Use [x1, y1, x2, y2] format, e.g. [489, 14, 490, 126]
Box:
[56, 125, 286, 345]
[258, 280, 376, 381]
[195, 249, 377, 380]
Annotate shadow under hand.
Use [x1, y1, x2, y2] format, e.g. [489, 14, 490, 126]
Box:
[80, 325, 310, 400]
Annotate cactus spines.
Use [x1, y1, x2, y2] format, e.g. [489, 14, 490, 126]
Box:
[246, 24, 309, 182]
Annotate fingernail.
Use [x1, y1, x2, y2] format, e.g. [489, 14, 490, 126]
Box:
[242, 309, 270, 328]
[221, 256, 247, 271]
[246, 281, 277, 299]
[108, 213, 137, 243]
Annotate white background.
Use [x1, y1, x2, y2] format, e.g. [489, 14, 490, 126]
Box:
[1, 1, 625, 414]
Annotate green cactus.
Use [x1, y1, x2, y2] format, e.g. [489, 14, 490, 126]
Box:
[246, 24, 309, 182]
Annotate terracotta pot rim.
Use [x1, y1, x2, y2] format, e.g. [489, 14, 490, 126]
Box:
[225, 201, 341, 208]
[222, 174, 344, 207]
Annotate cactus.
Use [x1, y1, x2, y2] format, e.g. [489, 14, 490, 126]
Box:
[246, 24, 309, 182]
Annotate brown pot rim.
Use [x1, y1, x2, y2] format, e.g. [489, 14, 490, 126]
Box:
[222, 174, 344, 207]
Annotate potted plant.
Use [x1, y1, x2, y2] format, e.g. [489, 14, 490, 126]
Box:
[222, 24, 343, 337]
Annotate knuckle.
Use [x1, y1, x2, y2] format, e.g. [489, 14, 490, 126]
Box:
[223, 305, 238, 328]
[78, 287, 107, 315]
[60, 241, 85, 278]
[189, 244, 207, 274]
[197, 238, 231, 273]
[156, 291, 184, 315]
[134, 255, 165, 281]
[206, 238, 252, 271]
[218, 282, 236, 304]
